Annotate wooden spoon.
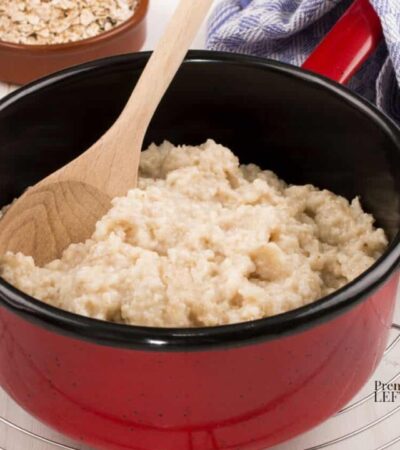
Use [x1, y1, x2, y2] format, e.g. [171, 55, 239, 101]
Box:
[0, 0, 213, 267]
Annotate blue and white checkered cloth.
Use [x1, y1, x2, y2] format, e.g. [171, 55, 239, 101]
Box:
[206, 0, 400, 122]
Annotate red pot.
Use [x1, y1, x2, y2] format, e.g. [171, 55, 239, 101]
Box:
[0, 1, 399, 449]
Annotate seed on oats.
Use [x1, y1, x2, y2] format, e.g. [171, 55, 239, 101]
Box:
[0, 0, 138, 45]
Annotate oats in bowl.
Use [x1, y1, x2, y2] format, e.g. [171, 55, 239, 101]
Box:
[0, 0, 138, 45]
[0, 140, 388, 327]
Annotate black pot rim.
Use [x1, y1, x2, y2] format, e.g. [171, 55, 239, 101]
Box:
[0, 50, 400, 352]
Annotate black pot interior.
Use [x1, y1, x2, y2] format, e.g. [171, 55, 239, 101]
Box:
[1, 51, 400, 242]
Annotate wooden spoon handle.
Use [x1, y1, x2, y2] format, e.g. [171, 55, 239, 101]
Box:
[105, 0, 214, 173]
[51, 0, 214, 198]
[120, 0, 214, 134]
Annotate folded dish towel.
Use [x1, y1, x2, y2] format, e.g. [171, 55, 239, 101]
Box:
[207, 0, 400, 122]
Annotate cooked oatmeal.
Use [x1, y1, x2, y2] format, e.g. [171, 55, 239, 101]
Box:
[0, 140, 387, 327]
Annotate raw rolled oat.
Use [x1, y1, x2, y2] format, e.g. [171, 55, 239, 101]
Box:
[0, 0, 138, 45]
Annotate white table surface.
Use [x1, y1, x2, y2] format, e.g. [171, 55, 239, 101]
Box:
[1, 1, 400, 449]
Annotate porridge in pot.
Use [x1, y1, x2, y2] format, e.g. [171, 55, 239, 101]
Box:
[0, 140, 387, 327]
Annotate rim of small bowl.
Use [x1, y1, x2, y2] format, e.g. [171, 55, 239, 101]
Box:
[0, 50, 399, 352]
[0, 0, 148, 52]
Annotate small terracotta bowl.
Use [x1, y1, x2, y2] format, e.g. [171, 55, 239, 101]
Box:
[0, 0, 148, 85]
